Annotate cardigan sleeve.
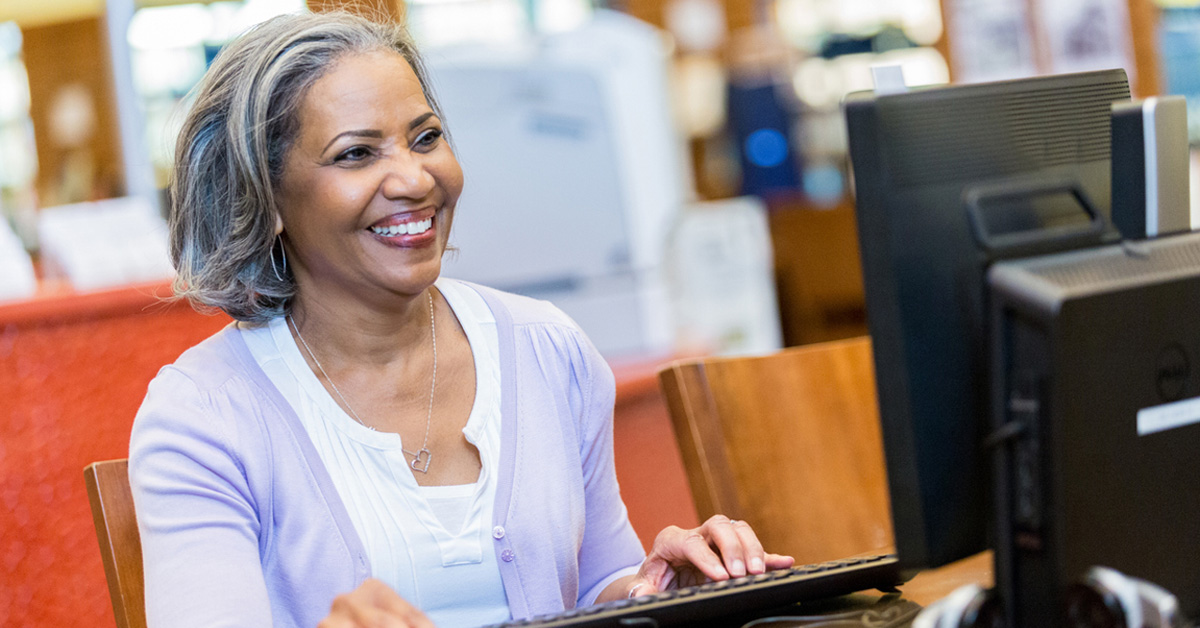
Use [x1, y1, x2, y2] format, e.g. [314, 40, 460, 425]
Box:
[128, 367, 274, 628]
[571, 330, 646, 606]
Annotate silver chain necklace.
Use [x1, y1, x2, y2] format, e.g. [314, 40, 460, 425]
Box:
[288, 291, 437, 473]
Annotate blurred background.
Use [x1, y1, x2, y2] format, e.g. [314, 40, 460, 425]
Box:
[0, 0, 1186, 354]
[0, 0, 1194, 625]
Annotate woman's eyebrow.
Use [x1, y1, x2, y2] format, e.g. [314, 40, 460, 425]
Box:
[409, 112, 436, 131]
[321, 129, 383, 154]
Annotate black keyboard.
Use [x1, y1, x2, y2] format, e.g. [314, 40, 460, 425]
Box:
[482, 554, 904, 628]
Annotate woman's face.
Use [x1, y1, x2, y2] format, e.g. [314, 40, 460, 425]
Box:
[276, 49, 463, 310]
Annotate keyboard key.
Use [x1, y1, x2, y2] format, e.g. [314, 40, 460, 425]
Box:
[728, 575, 754, 587]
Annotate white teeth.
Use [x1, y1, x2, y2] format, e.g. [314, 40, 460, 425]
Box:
[371, 218, 432, 237]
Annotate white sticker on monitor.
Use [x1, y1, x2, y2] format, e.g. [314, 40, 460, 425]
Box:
[1137, 395, 1200, 436]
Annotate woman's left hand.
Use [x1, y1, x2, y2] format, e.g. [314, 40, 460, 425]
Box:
[627, 515, 795, 596]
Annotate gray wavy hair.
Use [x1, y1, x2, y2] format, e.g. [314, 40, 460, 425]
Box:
[169, 11, 444, 323]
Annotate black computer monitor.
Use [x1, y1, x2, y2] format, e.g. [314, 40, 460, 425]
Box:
[843, 69, 1132, 570]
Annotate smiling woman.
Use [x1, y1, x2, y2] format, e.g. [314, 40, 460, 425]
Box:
[128, 10, 791, 628]
[275, 50, 462, 313]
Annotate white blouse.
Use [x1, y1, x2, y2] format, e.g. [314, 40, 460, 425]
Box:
[241, 278, 510, 627]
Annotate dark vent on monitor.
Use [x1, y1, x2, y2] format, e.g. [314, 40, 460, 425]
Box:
[1026, 237, 1200, 289]
[880, 78, 1130, 188]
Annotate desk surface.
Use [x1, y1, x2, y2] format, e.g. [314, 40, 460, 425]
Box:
[898, 551, 993, 607]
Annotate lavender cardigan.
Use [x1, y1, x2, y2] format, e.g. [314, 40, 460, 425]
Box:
[128, 281, 646, 627]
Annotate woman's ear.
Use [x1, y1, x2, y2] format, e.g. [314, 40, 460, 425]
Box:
[274, 213, 284, 236]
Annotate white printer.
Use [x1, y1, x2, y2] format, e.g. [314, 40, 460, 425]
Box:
[426, 11, 689, 360]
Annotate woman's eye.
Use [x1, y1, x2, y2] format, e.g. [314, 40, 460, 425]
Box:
[414, 129, 442, 150]
[335, 146, 372, 163]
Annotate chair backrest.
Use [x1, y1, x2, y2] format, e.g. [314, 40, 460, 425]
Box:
[84, 459, 146, 628]
[657, 336, 893, 565]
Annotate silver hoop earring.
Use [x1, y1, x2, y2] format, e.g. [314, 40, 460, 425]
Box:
[271, 235, 288, 282]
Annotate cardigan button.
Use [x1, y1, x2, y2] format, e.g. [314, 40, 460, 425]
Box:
[492, 526, 506, 540]
[501, 549, 515, 562]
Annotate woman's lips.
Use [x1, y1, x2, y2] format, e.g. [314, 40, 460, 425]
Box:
[366, 214, 437, 247]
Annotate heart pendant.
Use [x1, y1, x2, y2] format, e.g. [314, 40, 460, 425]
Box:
[410, 448, 432, 473]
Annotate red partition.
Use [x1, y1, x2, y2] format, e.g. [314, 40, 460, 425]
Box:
[0, 283, 231, 627]
[0, 282, 696, 626]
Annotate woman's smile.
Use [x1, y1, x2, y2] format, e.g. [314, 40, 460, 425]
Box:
[367, 213, 438, 246]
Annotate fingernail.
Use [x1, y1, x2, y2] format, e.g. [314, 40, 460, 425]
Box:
[750, 557, 765, 573]
[730, 559, 746, 577]
[711, 560, 729, 578]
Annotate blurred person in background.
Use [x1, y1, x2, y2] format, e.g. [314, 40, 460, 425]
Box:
[129, 11, 793, 628]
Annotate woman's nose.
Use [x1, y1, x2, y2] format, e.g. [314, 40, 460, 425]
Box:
[381, 153, 435, 200]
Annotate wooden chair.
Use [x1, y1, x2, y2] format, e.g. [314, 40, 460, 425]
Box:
[84, 459, 146, 628]
[657, 336, 893, 565]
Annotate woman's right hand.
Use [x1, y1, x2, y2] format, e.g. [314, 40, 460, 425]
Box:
[317, 578, 436, 628]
